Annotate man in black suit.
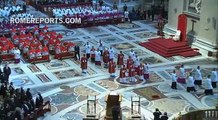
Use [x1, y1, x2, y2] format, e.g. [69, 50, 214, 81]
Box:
[123, 4, 127, 12]
[3, 63, 11, 84]
[74, 45, 80, 60]
[153, 108, 162, 120]
[26, 88, 32, 101]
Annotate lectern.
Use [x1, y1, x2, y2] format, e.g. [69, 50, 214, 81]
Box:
[83, 96, 98, 120]
[131, 96, 141, 119]
[104, 92, 122, 120]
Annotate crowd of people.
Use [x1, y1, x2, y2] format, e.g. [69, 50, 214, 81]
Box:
[80, 41, 150, 83]
[0, 85, 44, 120]
[52, 4, 123, 21]
[9, 13, 34, 19]
[0, 64, 44, 120]
[123, 4, 166, 23]
[52, 5, 114, 18]
[0, 58, 45, 119]
[171, 65, 217, 95]
[0, 5, 23, 18]
[0, 24, 78, 63]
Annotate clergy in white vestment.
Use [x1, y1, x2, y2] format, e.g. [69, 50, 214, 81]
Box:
[204, 75, 214, 95]
[98, 40, 103, 56]
[211, 68, 218, 88]
[129, 49, 135, 59]
[124, 11, 129, 22]
[177, 64, 186, 83]
[143, 63, 149, 80]
[84, 42, 91, 59]
[95, 49, 101, 66]
[171, 70, 177, 89]
[13, 47, 21, 64]
[186, 73, 196, 92]
[194, 66, 203, 86]
[109, 46, 115, 61]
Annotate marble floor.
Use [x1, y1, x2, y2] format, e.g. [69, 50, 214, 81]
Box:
[4, 1, 218, 120]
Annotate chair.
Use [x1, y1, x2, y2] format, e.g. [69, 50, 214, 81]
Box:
[172, 30, 181, 41]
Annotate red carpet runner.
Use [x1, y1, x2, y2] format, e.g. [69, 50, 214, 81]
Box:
[139, 38, 201, 57]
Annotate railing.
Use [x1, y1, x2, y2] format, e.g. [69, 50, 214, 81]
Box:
[174, 108, 218, 120]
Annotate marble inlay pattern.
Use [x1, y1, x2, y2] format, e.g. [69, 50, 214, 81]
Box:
[11, 67, 25, 75]
[141, 57, 163, 64]
[27, 65, 41, 72]
[99, 36, 124, 44]
[53, 69, 81, 80]
[36, 73, 51, 83]
[111, 42, 135, 50]
[62, 112, 84, 120]
[202, 94, 218, 107]
[11, 76, 34, 87]
[84, 27, 106, 34]
[44, 60, 70, 70]
[50, 93, 78, 105]
[115, 23, 140, 29]
[95, 79, 119, 91]
[121, 35, 135, 41]
[74, 85, 99, 96]
[133, 32, 157, 39]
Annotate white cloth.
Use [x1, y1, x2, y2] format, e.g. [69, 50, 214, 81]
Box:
[95, 51, 101, 61]
[14, 49, 21, 59]
[173, 30, 181, 41]
[180, 67, 186, 78]
[205, 78, 213, 89]
[211, 71, 218, 82]
[194, 69, 202, 80]
[187, 76, 194, 87]
[172, 73, 177, 82]
[124, 11, 129, 18]
[85, 44, 91, 54]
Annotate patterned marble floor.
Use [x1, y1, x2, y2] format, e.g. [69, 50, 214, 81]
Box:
[4, 1, 218, 120]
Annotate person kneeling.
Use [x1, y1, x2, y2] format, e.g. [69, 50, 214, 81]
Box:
[204, 75, 214, 95]
[187, 73, 196, 92]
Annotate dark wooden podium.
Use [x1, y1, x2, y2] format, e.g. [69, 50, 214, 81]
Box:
[104, 92, 122, 120]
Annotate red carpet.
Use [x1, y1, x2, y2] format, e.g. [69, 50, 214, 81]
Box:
[139, 38, 201, 57]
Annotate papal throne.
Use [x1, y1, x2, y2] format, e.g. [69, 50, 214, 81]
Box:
[104, 92, 122, 120]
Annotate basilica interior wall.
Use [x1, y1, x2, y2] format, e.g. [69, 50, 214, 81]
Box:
[196, 0, 218, 47]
